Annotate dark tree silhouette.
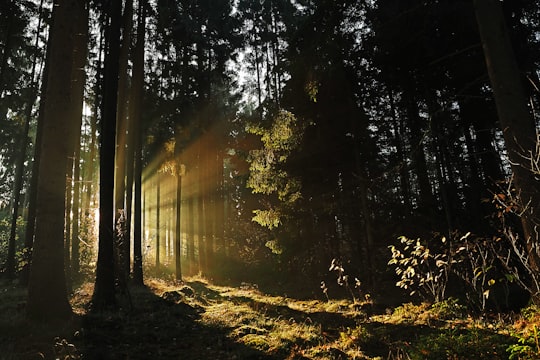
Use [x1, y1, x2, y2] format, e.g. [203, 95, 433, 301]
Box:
[27, 0, 84, 322]
[92, 0, 123, 311]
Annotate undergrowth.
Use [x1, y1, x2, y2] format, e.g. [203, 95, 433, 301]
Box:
[0, 277, 538, 359]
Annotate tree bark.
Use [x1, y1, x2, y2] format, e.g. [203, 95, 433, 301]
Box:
[70, 3, 89, 282]
[131, 0, 146, 286]
[114, 0, 134, 279]
[156, 173, 161, 269]
[474, 0, 540, 290]
[92, 0, 123, 311]
[197, 142, 207, 275]
[174, 124, 183, 281]
[27, 0, 81, 322]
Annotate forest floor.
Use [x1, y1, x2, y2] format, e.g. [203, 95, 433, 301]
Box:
[1, 276, 539, 360]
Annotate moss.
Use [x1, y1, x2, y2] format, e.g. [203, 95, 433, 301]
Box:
[240, 334, 271, 350]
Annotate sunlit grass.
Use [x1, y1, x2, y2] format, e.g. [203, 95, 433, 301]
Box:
[0, 277, 531, 359]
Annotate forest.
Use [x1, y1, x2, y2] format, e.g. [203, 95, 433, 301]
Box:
[1, 0, 540, 359]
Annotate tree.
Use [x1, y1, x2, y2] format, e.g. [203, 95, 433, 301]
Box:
[174, 124, 183, 281]
[27, 0, 84, 322]
[114, 0, 134, 280]
[131, 0, 146, 286]
[65, 1, 89, 289]
[474, 0, 540, 294]
[92, 0, 123, 311]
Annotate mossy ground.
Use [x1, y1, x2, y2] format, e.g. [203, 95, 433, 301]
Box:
[0, 277, 537, 359]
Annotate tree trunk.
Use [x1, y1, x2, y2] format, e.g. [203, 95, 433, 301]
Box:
[70, 3, 89, 281]
[20, 0, 50, 286]
[114, 0, 134, 279]
[131, 0, 146, 286]
[27, 0, 82, 322]
[174, 125, 183, 281]
[92, 0, 123, 311]
[404, 91, 433, 210]
[197, 143, 207, 275]
[187, 194, 195, 275]
[156, 173, 161, 269]
[474, 0, 540, 290]
[64, 151, 73, 290]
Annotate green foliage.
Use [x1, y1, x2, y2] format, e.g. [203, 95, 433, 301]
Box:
[388, 302, 431, 324]
[429, 298, 467, 321]
[508, 326, 540, 360]
[507, 306, 540, 359]
[247, 110, 307, 254]
[251, 209, 281, 230]
[264, 239, 283, 255]
[520, 304, 540, 321]
[247, 110, 304, 203]
[15, 247, 31, 272]
[409, 327, 509, 360]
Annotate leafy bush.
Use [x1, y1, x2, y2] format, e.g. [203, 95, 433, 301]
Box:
[508, 305, 540, 359]
[389, 232, 513, 311]
[508, 326, 540, 360]
[388, 235, 453, 302]
[430, 297, 467, 321]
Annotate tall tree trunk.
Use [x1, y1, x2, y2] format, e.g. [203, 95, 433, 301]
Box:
[92, 0, 123, 311]
[197, 144, 207, 275]
[474, 0, 540, 290]
[389, 89, 412, 213]
[131, 0, 146, 286]
[124, 82, 136, 277]
[114, 0, 134, 279]
[174, 124, 183, 281]
[83, 33, 103, 216]
[20, 0, 51, 285]
[64, 13, 91, 286]
[215, 145, 224, 258]
[187, 193, 195, 275]
[64, 152, 73, 290]
[405, 92, 433, 210]
[156, 173, 161, 269]
[70, 4, 89, 282]
[27, 0, 81, 322]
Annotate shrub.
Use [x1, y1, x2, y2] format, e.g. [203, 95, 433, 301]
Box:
[388, 235, 453, 302]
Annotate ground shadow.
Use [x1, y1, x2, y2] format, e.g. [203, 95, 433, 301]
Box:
[359, 321, 515, 359]
[78, 285, 275, 360]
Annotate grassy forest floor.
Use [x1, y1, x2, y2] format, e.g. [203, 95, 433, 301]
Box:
[1, 276, 540, 360]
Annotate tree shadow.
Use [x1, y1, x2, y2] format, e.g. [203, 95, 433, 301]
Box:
[229, 294, 358, 329]
[78, 285, 275, 360]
